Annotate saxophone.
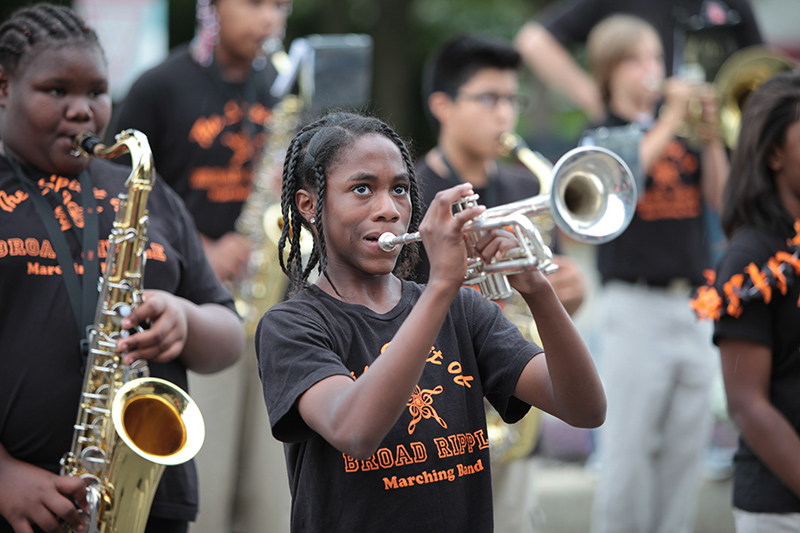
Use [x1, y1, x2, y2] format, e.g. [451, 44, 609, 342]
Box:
[60, 129, 205, 533]
[234, 95, 304, 336]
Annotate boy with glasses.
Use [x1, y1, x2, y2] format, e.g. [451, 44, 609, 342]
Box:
[417, 33, 587, 532]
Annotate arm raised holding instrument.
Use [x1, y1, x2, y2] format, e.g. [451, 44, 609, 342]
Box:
[255, 112, 604, 533]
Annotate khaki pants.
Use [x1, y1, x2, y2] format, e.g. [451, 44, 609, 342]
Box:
[591, 281, 717, 533]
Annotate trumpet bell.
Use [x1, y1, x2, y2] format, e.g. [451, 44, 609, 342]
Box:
[550, 146, 637, 244]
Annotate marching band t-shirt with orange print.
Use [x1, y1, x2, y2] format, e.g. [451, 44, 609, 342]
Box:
[112, 45, 278, 239]
[712, 225, 800, 513]
[590, 113, 711, 286]
[0, 156, 236, 527]
[256, 281, 542, 532]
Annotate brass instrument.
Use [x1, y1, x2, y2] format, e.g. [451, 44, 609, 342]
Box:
[715, 46, 796, 149]
[61, 130, 205, 533]
[380, 144, 637, 300]
[674, 46, 796, 148]
[234, 95, 304, 336]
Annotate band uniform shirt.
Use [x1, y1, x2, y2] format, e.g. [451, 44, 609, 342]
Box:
[112, 45, 279, 239]
[585, 113, 711, 287]
[256, 281, 542, 532]
[0, 157, 237, 526]
[538, 0, 762, 78]
[414, 160, 541, 284]
[712, 226, 800, 513]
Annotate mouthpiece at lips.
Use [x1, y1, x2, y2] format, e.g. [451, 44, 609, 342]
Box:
[71, 133, 103, 157]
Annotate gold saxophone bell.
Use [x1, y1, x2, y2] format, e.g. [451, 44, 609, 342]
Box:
[62, 130, 205, 533]
[380, 139, 637, 300]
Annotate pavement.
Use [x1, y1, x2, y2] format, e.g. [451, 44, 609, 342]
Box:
[531, 458, 735, 533]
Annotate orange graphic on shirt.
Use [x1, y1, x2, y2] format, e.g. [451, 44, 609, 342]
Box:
[186, 98, 271, 203]
[249, 103, 271, 126]
[189, 115, 227, 149]
[637, 140, 702, 221]
[221, 130, 256, 169]
[407, 385, 447, 435]
[0, 190, 28, 212]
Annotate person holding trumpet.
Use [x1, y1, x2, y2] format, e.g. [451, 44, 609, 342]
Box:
[254, 111, 606, 532]
[580, 14, 729, 533]
[415, 33, 590, 531]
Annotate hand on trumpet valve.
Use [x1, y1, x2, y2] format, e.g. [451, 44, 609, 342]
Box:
[472, 227, 553, 298]
[419, 183, 485, 289]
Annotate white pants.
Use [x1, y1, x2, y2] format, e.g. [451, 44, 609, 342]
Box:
[591, 281, 717, 533]
[492, 456, 542, 533]
[734, 508, 800, 532]
[188, 342, 291, 533]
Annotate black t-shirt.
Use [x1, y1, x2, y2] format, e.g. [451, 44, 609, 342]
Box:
[414, 159, 541, 283]
[112, 46, 279, 239]
[539, 0, 762, 79]
[586, 113, 710, 285]
[256, 281, 541, 532]
[712, 226, 800, 513]
[0, 157, 236, 527]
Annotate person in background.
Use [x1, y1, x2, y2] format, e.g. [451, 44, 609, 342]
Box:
[417, 33, 587, 531]
[112, 1, 293, 531]
[0, 4, 244, 532]
[514, 0, 762, 120]
[691, 71, 800, 532]
[580, 14, 729, 533]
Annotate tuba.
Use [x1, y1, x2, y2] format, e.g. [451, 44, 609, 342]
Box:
[380, 143, 637, 300]
[60, 130, 204, 533]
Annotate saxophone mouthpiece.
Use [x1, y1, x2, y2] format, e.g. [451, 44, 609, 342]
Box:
[72, 132, 105, 158]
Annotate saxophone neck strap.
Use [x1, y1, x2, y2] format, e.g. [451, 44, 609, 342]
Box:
[7, 155, 100, 342]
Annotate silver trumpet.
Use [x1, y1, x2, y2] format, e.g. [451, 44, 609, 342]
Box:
[379, 144, 637, 300]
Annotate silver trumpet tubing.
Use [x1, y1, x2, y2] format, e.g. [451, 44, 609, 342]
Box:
[379, 145, 637, 300]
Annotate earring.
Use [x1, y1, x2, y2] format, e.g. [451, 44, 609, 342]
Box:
[309, 217, 316, 224]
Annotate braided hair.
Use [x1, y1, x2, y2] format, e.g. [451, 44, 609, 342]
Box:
[0, 3, 101, 77]
[279, 113, 423, 296]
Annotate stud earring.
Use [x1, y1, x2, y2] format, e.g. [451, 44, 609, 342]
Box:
[309, 217, 316, 224]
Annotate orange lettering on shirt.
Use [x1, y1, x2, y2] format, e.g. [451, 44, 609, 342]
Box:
[189, 115, 226, 149]
[146, 243, 167, 262]
[0, 190, 29, 212]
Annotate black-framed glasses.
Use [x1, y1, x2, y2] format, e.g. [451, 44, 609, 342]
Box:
[456, 92, 530, 111]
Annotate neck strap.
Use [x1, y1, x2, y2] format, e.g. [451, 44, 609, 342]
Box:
[7, 156, 100, 339]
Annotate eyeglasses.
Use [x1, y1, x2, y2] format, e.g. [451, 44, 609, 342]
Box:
[456, 92, 530, 111]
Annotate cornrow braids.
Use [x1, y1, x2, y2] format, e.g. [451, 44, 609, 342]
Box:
[0, 3, 100, 76]
[278, 113, 422, 297]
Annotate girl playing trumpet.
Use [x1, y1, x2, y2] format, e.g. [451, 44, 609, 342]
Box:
[255, 112, 606, 532]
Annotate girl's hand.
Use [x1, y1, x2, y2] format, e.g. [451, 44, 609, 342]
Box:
[418, 183, 485, 291]
[473, 228, 552, 297]
[117, 289, 189, 365]
[0, 457, 89, 533]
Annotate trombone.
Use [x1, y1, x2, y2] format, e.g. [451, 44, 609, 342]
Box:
[380, 137, 637, 300]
